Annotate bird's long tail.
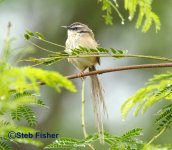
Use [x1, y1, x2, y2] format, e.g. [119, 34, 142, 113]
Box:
[89, 66, 108, 143]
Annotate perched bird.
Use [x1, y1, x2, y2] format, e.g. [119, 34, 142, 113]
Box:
[62, 22, 107, 141]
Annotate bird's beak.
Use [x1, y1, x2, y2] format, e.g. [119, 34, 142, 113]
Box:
[61, 25, 68, 29]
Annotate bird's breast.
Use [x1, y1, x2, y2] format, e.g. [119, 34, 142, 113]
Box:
[65, 34, 99, 71]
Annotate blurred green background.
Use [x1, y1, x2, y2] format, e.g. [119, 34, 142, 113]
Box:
[0, 0, 172, 149]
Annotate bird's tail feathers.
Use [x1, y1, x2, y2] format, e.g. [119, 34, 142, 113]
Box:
[89, 66, 108, 143]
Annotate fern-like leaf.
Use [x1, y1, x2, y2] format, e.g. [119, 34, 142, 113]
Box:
[11, 107, 23, 121]
[0, 142, 11, 150]
[121, 72, 172, 118]
[45, 129, 143, 149]
[11, 92, 46, 109]
[26, 47, 127, 66]
[99, 0, 125, 24]
[21, 106, 37, 127]
[0, 121, 10, 127]
[106, 128, 143, 150]
[1, 66, 76, 95]
[143, 144, 171, 150]
[11, 106, 37, 127]
[155, 104, 172, 131]
[125, 0, 161, 32]
[45, 138, 85, 149]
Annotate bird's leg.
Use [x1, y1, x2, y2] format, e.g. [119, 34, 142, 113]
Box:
[79, 71, 85, 78]
[78, 70, 87, 80]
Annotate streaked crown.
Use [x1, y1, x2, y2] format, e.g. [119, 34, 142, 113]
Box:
[62, 22, 94, 35]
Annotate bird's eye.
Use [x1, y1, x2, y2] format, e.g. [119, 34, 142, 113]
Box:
[72, 27, 78, 30]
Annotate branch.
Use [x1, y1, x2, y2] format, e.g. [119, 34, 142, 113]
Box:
[37, 63, 172, 87]
[66, 63, 172, 80]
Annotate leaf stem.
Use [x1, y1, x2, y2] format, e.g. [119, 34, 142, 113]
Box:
[147, 127, 166, 145]
[108, 0, 125, 23]
[20, 52, 172, 63]
[28, 41, 57, 54]
[50, 53, 172, 62]
[125, 54, 172, 62]
[32, 36, 65, 48]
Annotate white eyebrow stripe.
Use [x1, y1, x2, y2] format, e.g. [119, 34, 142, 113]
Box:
[71, 25, 84, 28]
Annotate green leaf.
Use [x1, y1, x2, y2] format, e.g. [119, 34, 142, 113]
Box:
[45, 129, 144, 149]
[1, 66, 76, 94]
[11, 106, 37, 127]
[121, 72, 172, 118]
[99, 0, 124, 25]
[45, 138, 83, 149]
[125, 0, 161, 32]
[155, 104, 172, 131]
[14, 138, 43, 147]
[0, 142, 11, 150]
[11, 107, 23, 121]
[35, 32, 44, 40]
[143, 144, 171, 150]
[26, 30, 34, 36]
[121, 128, 143, 139]
[97, 47, 109, 53]
[0, 121, 10, 127]
[22, 106, 37, 127]
[103, 13, 113, 25]
[45, 134, 99, 149]
[24, 34, 30, 40]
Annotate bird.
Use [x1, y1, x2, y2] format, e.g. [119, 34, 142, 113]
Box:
[62, 22, 107, 141]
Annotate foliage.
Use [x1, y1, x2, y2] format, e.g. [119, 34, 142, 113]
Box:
[0, 5, 169, 149]
[1, 66, 76, 93]
[0, 142, 11, 150]
[0, 0, 170, 149]
[27, 48, 120, 65]
[143, 144, 172, 150]
[45, 128, 171, 149]
[121, 72, 172, 118]
[125, 0, 161, 32]
[155, 104, 172, 132]
[45, 128, 143, 149]
[98, 0, 124, 25]
[99, 0, 161, 32]
[121, 72, 172, 148]
[0, 25, 76, 150]
[23, 31, 129, 65]
[23, 31, 172, 68]
[0, 123, 43, 147]
[21, 30, 172, 150]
